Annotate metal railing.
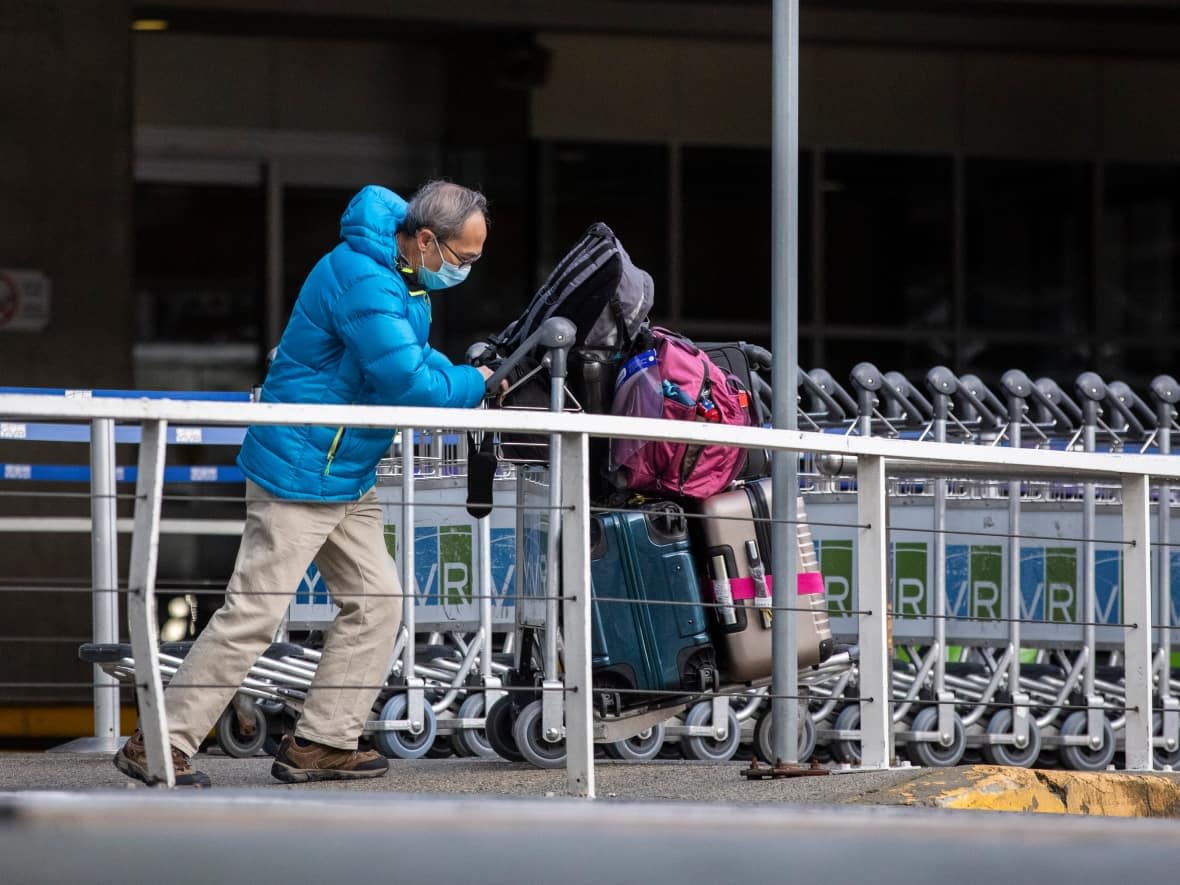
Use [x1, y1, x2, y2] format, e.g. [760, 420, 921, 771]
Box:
[2, 391, 1179, 796]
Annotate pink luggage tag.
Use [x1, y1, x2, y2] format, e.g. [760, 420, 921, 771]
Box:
[727, 572, 826, 600]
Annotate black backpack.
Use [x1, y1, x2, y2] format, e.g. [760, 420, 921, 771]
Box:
[491, 222, 653, 355]
[481, 224, 653, 500]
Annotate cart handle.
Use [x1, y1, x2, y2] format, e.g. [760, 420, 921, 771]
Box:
[1002, 369, 1074, 433]
[481, 317, 578, 396]
[1106, 380, 1153, 437]
[798, 369, 846, 423]
[925, 366, 959, 422]
[807, 368, 858, 417]
[1035, 377, 1084, 426]
[957, 374, 1006, 428]
[1150, 374, 1180, 407]
[884, 371, 934, 424]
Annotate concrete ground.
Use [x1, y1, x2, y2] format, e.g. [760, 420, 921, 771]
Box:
[0, 750, 927, 804]
[6, 752, 1180, 884]
[4, 750, 1180, 815]
[4, 773, 1180, 885]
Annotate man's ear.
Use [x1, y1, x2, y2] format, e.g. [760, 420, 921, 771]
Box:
[415, 228, 435, 253]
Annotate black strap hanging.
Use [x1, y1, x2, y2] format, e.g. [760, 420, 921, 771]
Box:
[465, 431, 497, 519]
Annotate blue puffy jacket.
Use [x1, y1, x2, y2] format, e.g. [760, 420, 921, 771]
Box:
[237, 185, 486, 501]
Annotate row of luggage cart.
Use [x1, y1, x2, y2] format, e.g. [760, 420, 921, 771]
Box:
[463, 349, 1180, 772]
[78, 345, 1180, 771]
[800, 363, 1180, 771]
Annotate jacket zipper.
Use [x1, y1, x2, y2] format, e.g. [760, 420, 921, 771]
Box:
[324, 426, 345, 476]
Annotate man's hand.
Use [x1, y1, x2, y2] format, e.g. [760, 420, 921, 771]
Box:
[477, 364, 509, 398]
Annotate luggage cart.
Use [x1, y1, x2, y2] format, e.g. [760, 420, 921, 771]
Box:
[79, 640, 320, 757]
[1034, 372, 1120, 770]
[484, 321, 852, 768]
[893, 366, 969, 767]
[503, 464, 734, 768]
[366, 419, 529, 759]
[1149, 375, 1180, 769]
[970, 369, 1073, 765]
[372, 437, 514, 758]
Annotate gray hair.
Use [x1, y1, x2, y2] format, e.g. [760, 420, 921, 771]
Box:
[401, 180, 489, 240]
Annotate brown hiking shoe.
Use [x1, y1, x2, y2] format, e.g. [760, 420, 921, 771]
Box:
[114, 729, 211, 788]
[270, 734, 389, 783]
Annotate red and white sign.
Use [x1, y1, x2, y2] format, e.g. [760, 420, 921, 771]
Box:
[0, 270, 51, 332]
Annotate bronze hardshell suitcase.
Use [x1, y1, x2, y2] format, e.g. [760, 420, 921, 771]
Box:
[695, 480, 833, 682]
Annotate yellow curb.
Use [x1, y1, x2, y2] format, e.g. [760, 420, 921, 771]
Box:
[872, 765, 1180, 817]
[0, 705, 138, 738]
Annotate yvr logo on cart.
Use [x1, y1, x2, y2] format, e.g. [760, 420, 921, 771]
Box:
[816, 540, 1180, 625]
[295, 562, 333, 607]
[388, 525, 516, 617]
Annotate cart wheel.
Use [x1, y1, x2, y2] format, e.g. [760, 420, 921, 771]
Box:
[426, 734, 456, 758]
[1058, 710, 1115, 772]
[257, 698, 285, 717]
[680, 701, 740, 762]
[828, 705, 862, 765]
[215, 702, 269, 758]
[371, 694, 438, 760]
[446, 726, 470, 757]
[907, 707, 967, 768]
[453, 694, 499, 759]
[607, 724, 666, 763]
[484, 696, 524, 762]
[512, 699, 567, 769]
[1153, 712, 1180, 770]
[981, 708, 1042, 768]
[752, 710, 817, 764]
[600, 741, 622, 760]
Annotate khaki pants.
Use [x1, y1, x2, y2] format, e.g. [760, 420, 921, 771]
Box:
[165, 480, 402, 756]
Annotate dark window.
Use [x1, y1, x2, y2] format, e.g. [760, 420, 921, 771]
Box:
[965, 159, 1093, 340]
[282, 187, 358, 321]
[134, 183, 264, 344]
[1101, 164, 1180, 381]
[681, 147, 812, 338]
[823, 153, 953, 331]
[543, 141, 669, 305]
[818, 334, 955, 389]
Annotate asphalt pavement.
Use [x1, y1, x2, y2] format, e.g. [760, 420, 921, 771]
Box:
[0, 750, 927, 803]
[3, 780, 1180, 885]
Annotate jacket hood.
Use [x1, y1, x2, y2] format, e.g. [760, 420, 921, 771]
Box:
[340, 185, 409, 269]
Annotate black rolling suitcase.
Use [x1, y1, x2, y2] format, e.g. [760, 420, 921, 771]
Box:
[698, 340, 772, 479]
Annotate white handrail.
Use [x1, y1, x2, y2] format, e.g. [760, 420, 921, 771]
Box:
[0, 393, 1166, 791]
[3, 393, 1179, 479]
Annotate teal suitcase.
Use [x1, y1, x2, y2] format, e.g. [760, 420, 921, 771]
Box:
[590, 502, 718, 712]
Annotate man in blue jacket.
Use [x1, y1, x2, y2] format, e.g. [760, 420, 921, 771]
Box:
[116, 181, 494, 787]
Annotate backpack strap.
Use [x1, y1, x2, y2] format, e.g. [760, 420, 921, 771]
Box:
[607, 287, 629, 351]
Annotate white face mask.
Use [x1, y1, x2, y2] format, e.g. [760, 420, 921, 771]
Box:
[417, 238, 471, 290]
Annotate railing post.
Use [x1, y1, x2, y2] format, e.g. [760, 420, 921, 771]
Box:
[541, 431, 564, 738]
[769, 0, 801, 769]
[857, 454, 891, 768]
[402, 428, 425, 733]
[560, 431, 594, 798]
[89, 418, 120, 743]
[126, 419, 174, 786]
[1122, 473, 1153, 771]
